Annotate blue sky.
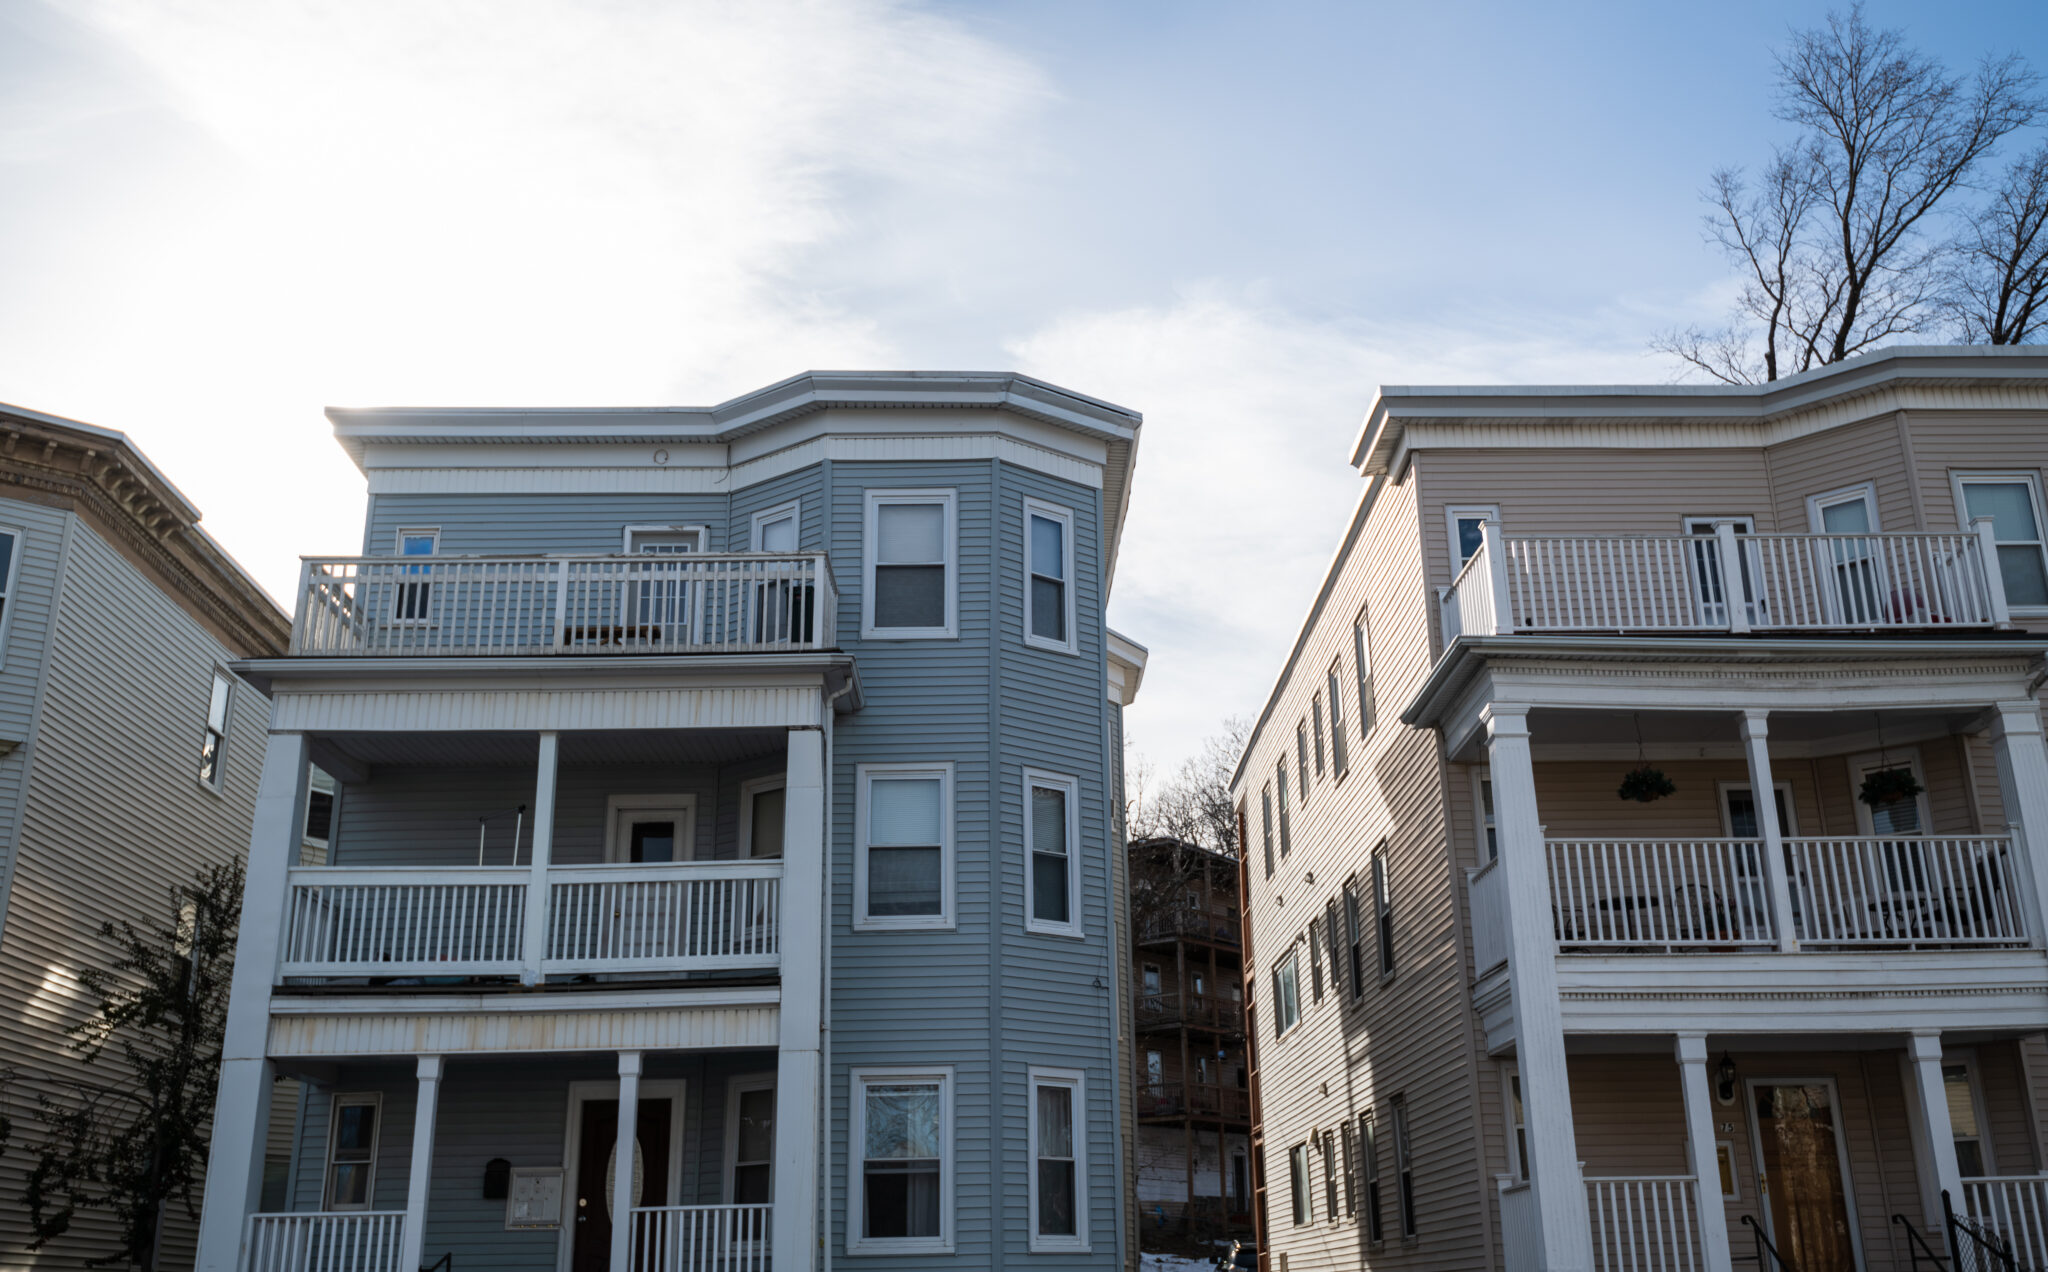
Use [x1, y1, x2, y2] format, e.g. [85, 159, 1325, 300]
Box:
[1, 0, 2042, 777]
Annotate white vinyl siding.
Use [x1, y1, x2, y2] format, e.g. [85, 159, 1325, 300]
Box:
[1028, 1067, 1088, 1252]
[850, 1067, 954, 1255]
[863, 490, 957, 638]
[855, 764, 954, 930]
[1024, 769, 1081, 937]
[1023, 498, 1077, 652]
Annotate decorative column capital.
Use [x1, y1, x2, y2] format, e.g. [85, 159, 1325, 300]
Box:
[1907, 1030, 1943, 1062]
[1992, 700, 2045, 741]
[1674, 1034, 1710, 1066]
[1738, 709, 1770, 740]
[618, 1050, 644, 1077]
[1482, 703, 1533, 740]
[416, 1054, 443, 1082]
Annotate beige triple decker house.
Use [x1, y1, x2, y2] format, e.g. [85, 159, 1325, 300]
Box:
[1230, 347, 2048, 1272]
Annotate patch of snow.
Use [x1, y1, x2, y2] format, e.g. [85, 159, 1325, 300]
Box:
[1139, 1254, 1215, 1272]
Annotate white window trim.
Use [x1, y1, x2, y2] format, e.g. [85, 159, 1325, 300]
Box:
[1846, 746, 1932, 836]
[862, 489, 958, 640]
[1023, 768, 1084, 938]
[1022, 497, 1079, 654]
[1502, 1066, 1527, 1181]
[1805, 482, 1881, 534]
[1942, 1047, 1995, 1174]
[1445, 504, 1501, 572]
[1026, 1066, 1089, 1252]
[854, 762, 956, 931]
[1289, 1142, 1312, 1226]
[0, 525, 24, 672]
[1952, 470, 2048, 615]
[848, 1065, 955, 1256]
[1714, 779, 1800, 837]
[395, 526, 441, 555]
[1326, 662, 1349, 779]
[198, 667, 235, 794]
[738, 774, 787, 860]
[621, 525, 707, 552]
[749, 500, 802, 552]
[1473, 769, 1496, 863]
[556, 1079, 687, 1272]
[1680, 514, 1758, 533]
[603, 794, 699, 863]
[722, 1072, 777, 1205]
[1274, 948, 1302, 1036]
[324, 1092, 383, 1211]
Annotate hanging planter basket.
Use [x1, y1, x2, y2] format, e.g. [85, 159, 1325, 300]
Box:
[1617, 765, 1677, 804]
[1858, 766, 1923, 808]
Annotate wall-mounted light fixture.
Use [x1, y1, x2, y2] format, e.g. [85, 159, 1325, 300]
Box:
[1715, 1052, 1738, 1106]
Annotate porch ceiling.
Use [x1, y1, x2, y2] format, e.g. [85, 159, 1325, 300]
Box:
[1520, 705, 1987, 760]
[313, 726, 788, 770]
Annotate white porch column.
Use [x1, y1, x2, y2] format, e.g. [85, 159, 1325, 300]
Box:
[1674, 1036, 1734, 1272]
[611, 1051, 643, 1272]
[1486, 704, 1591, 1271]
[775, 727, 826, 1270]
[1738, 711, 1799, 953]
[195, 730, 309, 1272]
[521, 731, 559, 985]
[1990, 702, 2048, 945]
[1907, 1031, 1965, 1215]
[399, 1055, 444, 1272]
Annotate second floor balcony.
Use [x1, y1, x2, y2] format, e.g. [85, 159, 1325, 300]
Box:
[1441, 520, 2013, 643]
[290, 552, 837, 657]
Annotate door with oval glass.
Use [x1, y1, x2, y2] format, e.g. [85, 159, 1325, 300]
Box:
[1747, 1079, 1860, 1272]
[570, 1096, 673, 1272]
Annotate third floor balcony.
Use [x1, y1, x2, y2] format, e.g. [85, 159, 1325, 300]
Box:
[290, 552, 837, 657]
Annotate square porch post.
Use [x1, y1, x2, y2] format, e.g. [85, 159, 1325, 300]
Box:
[522, 731, 560, 985]
[399, 1055, 444, 1272]
[1738, 711, 1799, 953]
[1989, 702, 2048, 945]
[1907, 1031, 1966, 1221]
[775, 726, 826, 1269]
[611, 1051, 643, 1272]
[1485, 704, 1592, 1271]
[195, 730, 309, 1272]
[1675, 1036, 1733, 1272]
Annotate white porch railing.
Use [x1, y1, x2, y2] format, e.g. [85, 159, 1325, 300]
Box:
[1962, 1176, 2048, 1268]
[1440, 523, 2008, 640]
[547, 863, 782, 973]
[630, 1203, 772, 1272]
[1585, 1176, 1704, 1272]
[243, 1212, 406, 1272]
[1468, 858, 1508, 976]
[292, 553, 837, 656]
[278, 868, 529, 976]
[277, 861, 784, 978]
[1786, 835, 2027, 948]
[1546, 839, 1777, 951]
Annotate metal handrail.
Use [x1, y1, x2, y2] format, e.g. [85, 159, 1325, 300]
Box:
[1893, 1211, 1949, 1270]
[1741, 1214, 1797, 1271]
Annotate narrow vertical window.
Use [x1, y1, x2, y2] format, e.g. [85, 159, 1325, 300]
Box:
[1261, 787, 1275, 879]
[1323, 900, 1346, 1001]
[1327, 663, 1348, 775]
[1509, 1071, 1528, 1181]
[1322, 1130, 1339, 1222]
[1026, 771, 1081, 936]
[1354, 608, 1375, 738]
[1393, 1099, 1416, 1236]
[1446, 506, 1499, 571]
[1312, 695, 1326, 777]
[1479, 775, 1498, 862]
[0, 529, 18, 648]
[1341, 1119, 1358, 1217]
[198, 671, 232, 789]
[1029, 1069, 1087, 1251]
[1273, 952, 1300, 1034]
[1362, 1111, 1383, 1243]
[865, 491, 956, 637]
[1289, 1143, 1311, 1225]
[741, 777, 786, 860]
[1276, 763, 1292, 856]
[326, 1094, 381, 1209]
[1296, 723, 1310, 805]
[852, 1068, 951, 1252]
[1944, 1061, 1988, 1176]
[393, 527, 438, 621]
[1373, 845, 1394, 978]
[749, 501, 807, 642]
[1344, 883, 1365, 999]
[728, 1079, 776, 1203]
[1025, 500, 1076, 650]
[1307, 916, 1326, 1002]
[858, 765, 952, 927]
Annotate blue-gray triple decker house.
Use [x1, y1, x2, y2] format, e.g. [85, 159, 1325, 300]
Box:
[193, 372, 1150, 1272]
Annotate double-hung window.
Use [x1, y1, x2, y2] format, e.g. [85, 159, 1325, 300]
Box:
[1275, 764, 1292, 856]
[1353, 608, 1375, 738]
[0, 528, 18, 659]
[1327, 663, 1348, 776]
[1373, 845, 1394, 978]
[1342, 884, 1365, 1000]
[1477, 773, 1498, 862]
[740, 776, 786, 860]
[1393, 1099, 1416, 1236]
[1311, 696, 1326, 777]
[1272, 950, 1301, 1035]
[727, 1077, 776, 1203]
[198, 670, 233, 789]
[1289, 1143, 1311, 1225]
[1323, 900, 1347, 1000]
[1956, 472, 2048, 611]
[1361, 1111, 1383, 1242]
[1322, 1130, 1339, 1223]
[1307, 916, 1326, 1002]
[393, 527, 438, 622]
[1507, 1070, 1528, 1181]
[1943, 1059, 1989, 1176]
[325, 1093, 381, 1209]
[1025, 770, 1082, 936]
[1341, 1119, 1358, 1217]
[1029, 1068, 1088, 1251]
[864, 490, 956, 638]
[852, 1067, 952, 1253]
[857, 764, 953, 929]
[1295, 724, 1310, 805]
[1024, 499, 1077, 651]
[1260, 787, 1275, 878]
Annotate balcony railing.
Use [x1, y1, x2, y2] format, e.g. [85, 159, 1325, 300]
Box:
[292, 553, 837, 656]
[1138, 1081, 1251, 1121]
[1137, 910, 1242, 947]
[278, 861, 783, 979]
[1534, 835, 2024, 955]
[1963, 1176, 2048, 1268]
[1585, 1176, 1704, 1272]
[1135, 991, 1245, 1033]
[1441, 521, 2009, 641]
[243, 1212, 405, 1272]
[630, 1203, 771, 1272]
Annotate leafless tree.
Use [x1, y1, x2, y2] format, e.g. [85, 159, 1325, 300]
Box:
[1657, 5, 2040, 382]
[1125, 716, 1250, 856]
[1948, 144, 2048, 344]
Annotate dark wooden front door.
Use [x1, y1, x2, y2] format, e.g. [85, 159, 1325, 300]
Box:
[571, 1097, 672, 1272]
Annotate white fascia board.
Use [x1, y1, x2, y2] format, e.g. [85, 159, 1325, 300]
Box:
[1107, 629, 1149, 706]
[359, 442, 731, 470]
[724, 406, 1110, 468]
